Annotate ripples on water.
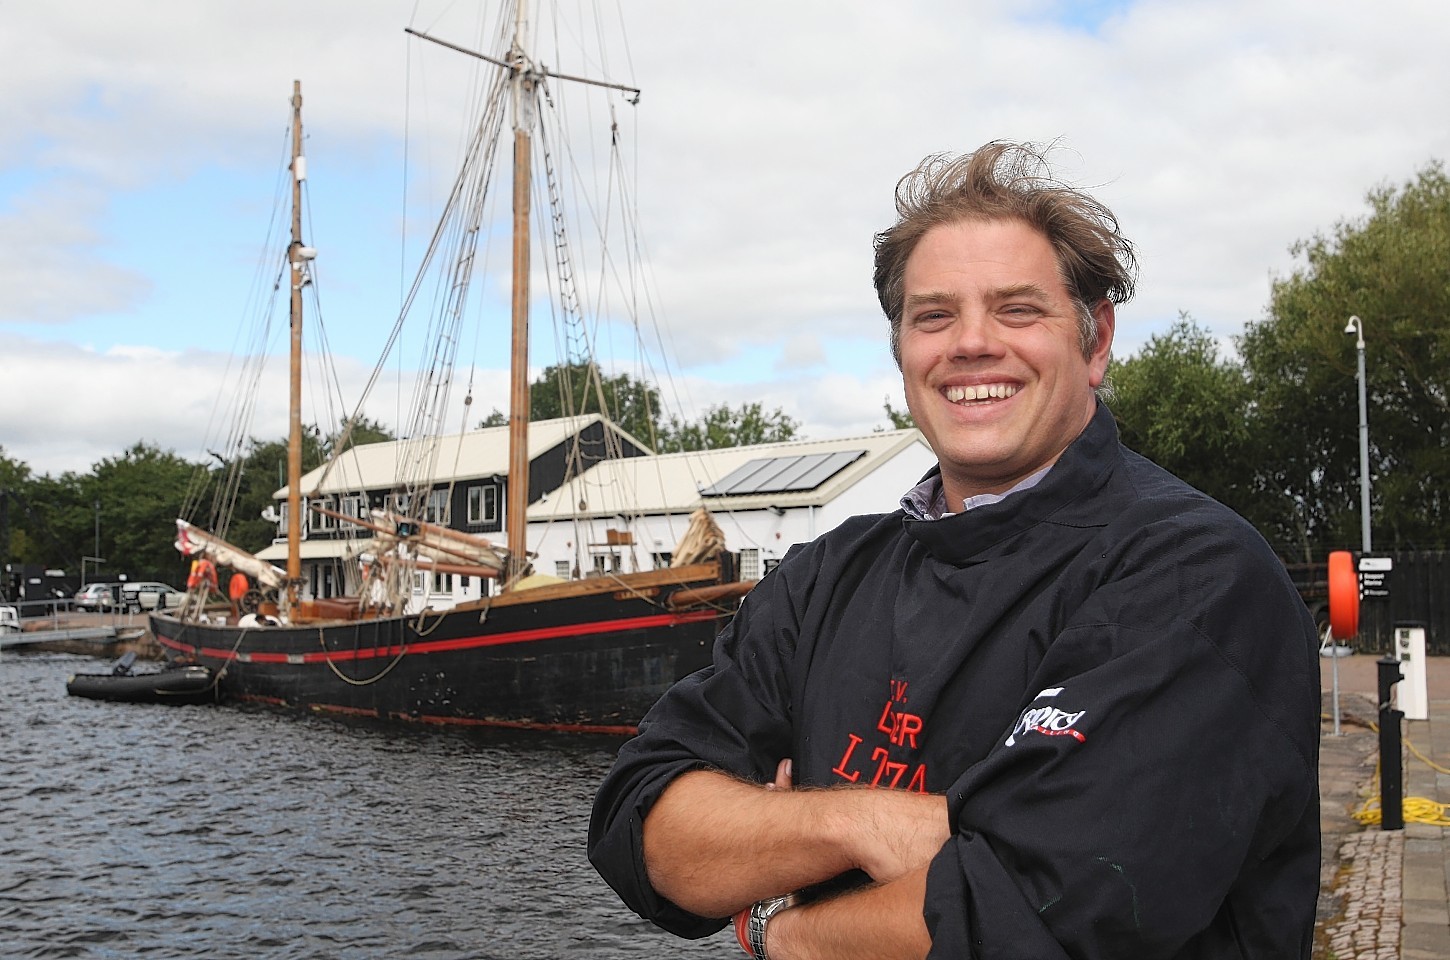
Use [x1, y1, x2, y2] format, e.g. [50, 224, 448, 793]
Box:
[0, 653, 734, 959]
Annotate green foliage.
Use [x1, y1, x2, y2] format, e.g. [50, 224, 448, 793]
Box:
[90, 443, 207, 582]
[477, 409, 508, 428]
[217, 416, 399, 554]
[0, 447, 35, 566]
[656, 403, 800, 453]
[327, 415, 395, 457]
[528, 362, 663, 446]
[476, 363, 800, 454]
[1106, 315, 1262, 526]
[1238, 161, 1450, 554]
[880, 399, 916, 431]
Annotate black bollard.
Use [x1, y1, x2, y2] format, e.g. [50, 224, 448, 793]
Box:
[1376, 656, 1404, 831]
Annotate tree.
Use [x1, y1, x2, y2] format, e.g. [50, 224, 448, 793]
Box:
[880, 399, 916, 430]
[1239, 161, 1450, 554]
[1106, 315, 1261, 527]
[528, 362, 663, 446]
[221, 427, 326, 554]
[88, 443, 208, 581]
[324, 415, 395, 459]
[476, 362, 663, 444]
[191, 417, 397, 556]
[656, 403, 800, 453]
[0, 448, 35, 571]
[476, 362, 801, 454]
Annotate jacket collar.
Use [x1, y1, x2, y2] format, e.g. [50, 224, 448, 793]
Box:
[903, 401, 1121, 563]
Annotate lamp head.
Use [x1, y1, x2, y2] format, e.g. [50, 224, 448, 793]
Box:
[1344, 315, 1362, 336]
[1344, 320, 1357, 334]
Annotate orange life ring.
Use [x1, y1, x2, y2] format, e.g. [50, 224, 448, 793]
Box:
[1327, 550, 1359, 640]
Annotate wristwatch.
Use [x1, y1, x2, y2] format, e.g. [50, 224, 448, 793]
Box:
[744, 893, 798, 960]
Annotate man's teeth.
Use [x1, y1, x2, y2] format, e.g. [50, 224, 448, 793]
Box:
[945, 384, 1017, 403]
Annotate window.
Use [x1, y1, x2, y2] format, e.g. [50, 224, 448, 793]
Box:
[467, 485, 499, 525]
[432, 571, 451, 593]
[740, 548, 761, 581]
[652, 552, 673, 569]
[426, 489, 449, 524]
[313, 498, 336, 531]
[341, 495, 366, 531]
[555, 560, 572, 579]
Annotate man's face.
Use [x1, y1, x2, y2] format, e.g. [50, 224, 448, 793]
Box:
[899, 218, 1113, 507]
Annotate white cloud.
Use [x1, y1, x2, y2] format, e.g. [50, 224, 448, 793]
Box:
[0, 179, 151, 324]
[2, 0, 1449, 475]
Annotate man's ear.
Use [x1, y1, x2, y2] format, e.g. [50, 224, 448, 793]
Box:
[1087, 299, 1115, 388]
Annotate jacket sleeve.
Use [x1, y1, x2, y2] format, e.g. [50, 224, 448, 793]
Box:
[922, 523, 1320, 959]
[586, 541, 813, 938]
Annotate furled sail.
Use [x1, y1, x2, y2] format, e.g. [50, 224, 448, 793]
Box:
[174, 519, 287, 591]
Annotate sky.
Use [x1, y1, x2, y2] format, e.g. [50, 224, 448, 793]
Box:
[3, 0, 1448, 477]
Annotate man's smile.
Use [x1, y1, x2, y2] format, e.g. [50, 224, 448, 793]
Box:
[943, 382, 1019, 404]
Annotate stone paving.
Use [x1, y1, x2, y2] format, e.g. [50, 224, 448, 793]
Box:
[1315, 660, 1450, 960]
[1320, 830, 1403, 960]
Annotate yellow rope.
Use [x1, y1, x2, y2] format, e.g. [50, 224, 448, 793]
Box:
[1352, 788, 1450, 828]
[1340, 716, 1450, 827]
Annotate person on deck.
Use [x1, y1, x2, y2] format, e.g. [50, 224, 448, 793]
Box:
[187, 556, 217, 596]
[228, 571, 250, 621]
[587, 141, 1320, 960]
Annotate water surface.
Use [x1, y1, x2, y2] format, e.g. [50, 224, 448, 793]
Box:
[0, 653, 733, 959]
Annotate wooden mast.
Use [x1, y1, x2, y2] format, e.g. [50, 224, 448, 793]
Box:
[401, 19, 641, 589]
[504, 8, 534, 587]
[285, 80, 306, 607]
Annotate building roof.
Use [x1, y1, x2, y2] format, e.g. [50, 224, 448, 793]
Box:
[526, 429, 928, 520]
[282, 414, 648, 497]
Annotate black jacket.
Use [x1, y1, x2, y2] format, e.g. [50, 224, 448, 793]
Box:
[588, 404, 1320, 959]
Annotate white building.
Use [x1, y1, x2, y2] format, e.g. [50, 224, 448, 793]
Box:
[525, 430, 935, 583]
[260, 417, 934, 610]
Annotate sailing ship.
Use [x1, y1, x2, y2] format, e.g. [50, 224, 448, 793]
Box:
[149, 11, 751, 734]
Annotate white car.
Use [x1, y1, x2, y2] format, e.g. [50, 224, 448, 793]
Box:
[74, 582, 122, 611]
[120, 582, 184, 613]
[0, 605, 19, 633]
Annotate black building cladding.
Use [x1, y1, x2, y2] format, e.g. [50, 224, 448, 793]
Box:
[1353, 551, 1450, 655]
[300, 417, 650, 540]
[444, 418, 648, 535]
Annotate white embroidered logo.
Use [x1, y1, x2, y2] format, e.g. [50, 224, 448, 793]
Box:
[1005, 686, 1088, 747]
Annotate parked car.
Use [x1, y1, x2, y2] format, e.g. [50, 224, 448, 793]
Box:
[120, 582, 184, 613]
[74, 582, 122, 611]
[0, 605, 19, 633]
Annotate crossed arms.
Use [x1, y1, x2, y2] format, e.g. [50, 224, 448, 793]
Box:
[643, 763, 949, 960]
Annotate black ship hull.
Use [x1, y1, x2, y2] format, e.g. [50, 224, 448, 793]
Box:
[149, 567, 737, 733]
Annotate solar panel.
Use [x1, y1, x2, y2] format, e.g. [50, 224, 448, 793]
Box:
[701, 450, 866, 496]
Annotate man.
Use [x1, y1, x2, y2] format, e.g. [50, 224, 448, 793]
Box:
[588, 141, 1320, 959]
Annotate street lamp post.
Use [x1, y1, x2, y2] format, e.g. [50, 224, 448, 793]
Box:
[1344, 315, 1372, 553]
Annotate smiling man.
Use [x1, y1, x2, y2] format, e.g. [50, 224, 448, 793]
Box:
[589, 142, 1320, 960]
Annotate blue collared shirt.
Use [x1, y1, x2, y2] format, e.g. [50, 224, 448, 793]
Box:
[899, 464, 1053, 520]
